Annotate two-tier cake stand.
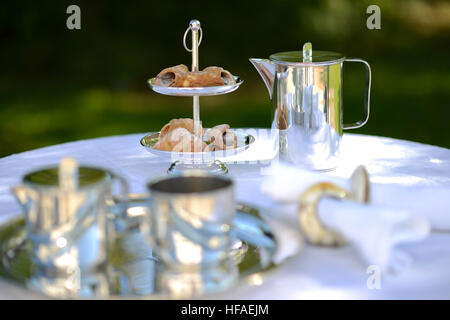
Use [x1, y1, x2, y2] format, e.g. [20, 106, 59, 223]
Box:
[141, 20, 254, 175]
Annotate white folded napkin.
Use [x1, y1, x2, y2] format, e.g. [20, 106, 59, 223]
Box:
[261, 162, 433, 272]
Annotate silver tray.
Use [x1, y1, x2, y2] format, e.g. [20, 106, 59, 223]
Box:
[0, 197, 292, 299]
[140, 130, 255, 162]
[147, 76, 244, 96]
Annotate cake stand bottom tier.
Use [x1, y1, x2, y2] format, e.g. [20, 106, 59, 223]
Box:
[167, 160, 228, 175]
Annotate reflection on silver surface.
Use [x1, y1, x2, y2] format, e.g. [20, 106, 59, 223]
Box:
[250, 44, 371, 171]
[0, 198, 282, 299]
[29, 268, 112, 298]
[10, 159, 128, 298]
[146, 174, 238, 297]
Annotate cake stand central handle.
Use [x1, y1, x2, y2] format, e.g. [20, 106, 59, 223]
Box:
[183, 20, 203, 71]
[184, 19, 203, 137]
[189, 19, 200, 72]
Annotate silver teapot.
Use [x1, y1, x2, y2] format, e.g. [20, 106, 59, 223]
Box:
[250, 42, 371, 170]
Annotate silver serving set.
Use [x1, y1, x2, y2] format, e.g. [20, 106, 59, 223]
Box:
[1, 158, 286, 299]
[142, 20, 251, 175]
[0, 19, 372, 299]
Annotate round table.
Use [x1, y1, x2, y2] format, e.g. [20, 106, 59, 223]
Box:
[1, 130, 450, 299]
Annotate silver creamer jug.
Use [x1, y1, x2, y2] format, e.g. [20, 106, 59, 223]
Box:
[12, 157, 127, 277]
[250, 42, 371, 170]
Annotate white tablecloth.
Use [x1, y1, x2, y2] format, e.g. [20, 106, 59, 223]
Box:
[1, 130, 450, 299]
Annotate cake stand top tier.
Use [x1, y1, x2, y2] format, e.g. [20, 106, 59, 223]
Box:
[147, 19, 243, 97]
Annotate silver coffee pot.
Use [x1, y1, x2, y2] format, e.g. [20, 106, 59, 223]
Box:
[250, 42, 371, 170]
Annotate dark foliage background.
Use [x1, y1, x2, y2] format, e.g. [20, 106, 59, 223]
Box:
[1, 0, 449, 157]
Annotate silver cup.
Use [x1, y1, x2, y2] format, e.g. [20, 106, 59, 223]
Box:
[144, 172, 238, 296]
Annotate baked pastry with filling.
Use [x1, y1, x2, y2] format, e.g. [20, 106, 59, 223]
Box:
[159, 118, 204, 139]
[154, 64, 189, 87]
[155, 65, 236, 87]
[205, 124, 238, 150]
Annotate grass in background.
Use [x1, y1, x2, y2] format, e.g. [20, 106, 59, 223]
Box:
[1, 65, 449, 158]
[1, 1, 449, 157]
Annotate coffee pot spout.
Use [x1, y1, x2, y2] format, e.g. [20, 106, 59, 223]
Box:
[249, 58, 276, 99]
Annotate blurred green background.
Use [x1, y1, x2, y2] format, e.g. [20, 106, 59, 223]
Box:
[1, 0, 449, 157]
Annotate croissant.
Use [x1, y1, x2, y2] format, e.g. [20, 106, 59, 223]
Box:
[154, 64, 189, 87]
[159, 118, 204, 139]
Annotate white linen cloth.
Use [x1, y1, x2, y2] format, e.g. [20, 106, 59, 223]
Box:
[261, 162, 438, 272]
[261, 162, 450, 230]
[1, 131, 450, 299]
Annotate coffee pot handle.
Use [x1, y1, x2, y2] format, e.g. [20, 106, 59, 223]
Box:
[343, 58, 372, 130]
